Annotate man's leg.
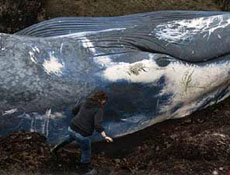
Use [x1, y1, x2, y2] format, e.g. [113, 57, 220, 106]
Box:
[78, 137, 95, 174]
[79, 137, 91, 164]
[51, 135, 74, 155]
[68, 127, 92, 163]
[69, 130, 94, 173]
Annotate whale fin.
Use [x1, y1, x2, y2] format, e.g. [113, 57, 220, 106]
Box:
[15, 11, 223, 38]
[78, 12, 230, 62]
[15, 11, 230, 62]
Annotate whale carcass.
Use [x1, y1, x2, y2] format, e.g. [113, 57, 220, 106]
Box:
[1, 11, 230, 143]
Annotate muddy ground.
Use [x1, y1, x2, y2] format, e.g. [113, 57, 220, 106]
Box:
[1, 0, 230, 174]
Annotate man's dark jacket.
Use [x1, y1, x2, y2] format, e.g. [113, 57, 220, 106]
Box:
[70, 99, 105, 137]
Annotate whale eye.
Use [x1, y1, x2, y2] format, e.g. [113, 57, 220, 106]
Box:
[155, 57, 171, 67]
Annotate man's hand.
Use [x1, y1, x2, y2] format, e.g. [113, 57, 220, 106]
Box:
[101, 131, 113, 143]
[104, 136, 113, 143]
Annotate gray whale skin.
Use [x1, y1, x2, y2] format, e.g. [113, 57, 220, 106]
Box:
[1, 11, 230, 143]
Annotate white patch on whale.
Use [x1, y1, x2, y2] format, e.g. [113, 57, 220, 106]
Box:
[93, 56, 113, 68]
[102, 59, 158, 83]
[43, 52, 64, 76]
[99, 53, 230, 118]
[99, 56, 230, 139]
[18, 109, 63, 136]
[42, 109, 51, 137]
[29, 51, 37, 63]
[34, 46, 40, 53]
[2, 108, 18, 116]
[55, 28, 126, 38]
[120, 114, 145, 123]
[80, 27, 125, 54]
[81, 37, 96, 54]
[154, 15, 230, 43]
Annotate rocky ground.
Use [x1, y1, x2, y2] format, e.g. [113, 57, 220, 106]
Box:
[1, 97, 230, 175]
[1, 0, 230, 174]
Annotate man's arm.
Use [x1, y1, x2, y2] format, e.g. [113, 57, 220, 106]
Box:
[94, 109, 113, 142]
[72, 102, 81, 116]
[94, 108, 105, 133]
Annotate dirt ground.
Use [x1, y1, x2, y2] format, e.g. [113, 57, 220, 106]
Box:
[1, 97, 230, 175]
[0, 0, 45, 33]
[1, 0, 230, 175]
[1, 0, 228, 33]
[44, 0, 220, 18]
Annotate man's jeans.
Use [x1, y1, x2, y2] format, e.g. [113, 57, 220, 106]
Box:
[66, 126, 91, 163]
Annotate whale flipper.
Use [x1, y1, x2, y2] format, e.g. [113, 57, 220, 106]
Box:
[16, 11, 223, 38]
[15, 11, 230, 62]
[78, 13, 230, 62]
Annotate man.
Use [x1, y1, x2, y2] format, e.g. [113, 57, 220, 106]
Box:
[51, 90, 113, 174]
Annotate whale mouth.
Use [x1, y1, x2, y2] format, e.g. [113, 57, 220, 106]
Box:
[15, 11, 230, 63]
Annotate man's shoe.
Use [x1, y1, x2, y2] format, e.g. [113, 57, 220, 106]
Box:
[50, 139, 72, 156]
[50, 148, 58, 160]
[50, 145, 59, 155]
[80, 162, 97, 175]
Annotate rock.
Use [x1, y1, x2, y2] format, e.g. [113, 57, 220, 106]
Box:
[114, 159, 121, 164]
[170, 134, 178, 140]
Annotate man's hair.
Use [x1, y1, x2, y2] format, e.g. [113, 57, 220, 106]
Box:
[88, 90, 108, 103]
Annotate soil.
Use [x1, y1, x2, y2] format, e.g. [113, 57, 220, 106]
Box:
[44, 0, 220, 18]
[0, 131, 50, 175]
[215, 0, 230, 11]
[1, 97, 230, 175]
[1, 0, 230, 175]
[1, 0, 227, 34]
[0, 0, 46, 33]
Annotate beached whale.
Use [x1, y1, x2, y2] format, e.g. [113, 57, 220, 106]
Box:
[1, 11, 230, 143]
